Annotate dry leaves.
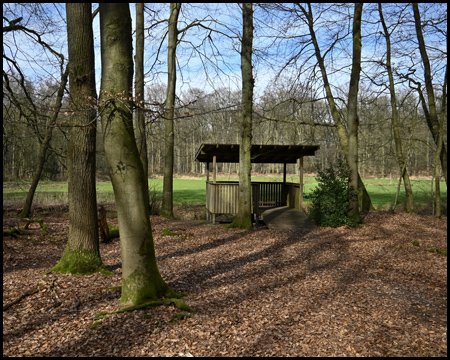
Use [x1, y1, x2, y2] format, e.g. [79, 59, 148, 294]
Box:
[3, 205, 447, 357]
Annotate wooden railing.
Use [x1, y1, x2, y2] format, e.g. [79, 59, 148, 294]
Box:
[205, 181, 302, 223]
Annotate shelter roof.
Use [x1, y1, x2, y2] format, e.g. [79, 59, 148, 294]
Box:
[195, 143, 320, 164]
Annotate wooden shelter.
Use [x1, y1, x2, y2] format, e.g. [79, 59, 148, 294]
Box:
[195, 144, 320, 224]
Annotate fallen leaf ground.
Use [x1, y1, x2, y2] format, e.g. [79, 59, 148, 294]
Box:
[3, 204, 447, 357]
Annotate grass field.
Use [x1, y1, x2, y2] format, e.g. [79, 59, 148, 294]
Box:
[2, 175, 447, 211]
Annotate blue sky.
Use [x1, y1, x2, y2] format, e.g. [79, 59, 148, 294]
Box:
[3, 3, 447, 105]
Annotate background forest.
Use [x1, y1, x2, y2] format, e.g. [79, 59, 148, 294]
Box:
[3, 3, 447, 186]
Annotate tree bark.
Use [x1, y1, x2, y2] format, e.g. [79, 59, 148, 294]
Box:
[299, 3, 374, 212]
[99, 3, 178, 306]
[346, 3, 363, 221]
[379, 4, 415, 213]
[50, 3, 108, 275]
[161, 3, 181, 219]
[412, 3, 447, 185]
[432, 67, 446, 218]
[229, 3, 254, 230]
[134, 3, 149, 209]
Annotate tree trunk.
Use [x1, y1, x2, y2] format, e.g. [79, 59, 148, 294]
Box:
[379, 4, 415, 213]
[134, 3, 149, 209]
[229, 2, 254, 230]
[346, 3, 363, 221]
[299, 3, 374, 212]
[99, 3, 177, 306]
[161, 3, 181, 219]
[20, 66, 69, 218]
[433, 67, 446, 218]
[50, 3, 108, 275]
[412, 3, 447, 185]
[433, 119, 444, 218]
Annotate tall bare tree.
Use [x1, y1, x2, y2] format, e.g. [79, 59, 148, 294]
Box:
[378, 3, 415, 213]
[161, 3, 181, 219]
[99, 3, 181, 306]
[412, 3, 447, 185]
[50, 3, 108, 275]
[229, 3, 254, 230]
[297, 3, 374, 212]
[346, 3, 363, 221]
[3, 14, 68, 218]
[432, 67, 446, 217]
[15, 66, 68, 218]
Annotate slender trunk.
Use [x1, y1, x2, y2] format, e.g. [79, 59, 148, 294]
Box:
[299, 3, 374, 212]
[391, 166, 405, 212]
[161, 3, 181, 219]
[99, 3, 177, 306]
[433, 140, 442, 218]
[346, 3, 363, 221]
[412, 3, 447, 185]
[433, 67, 446, 218]
[20, 66, 69, 218]
[50, 3, 107, 275]
[134, 3, 149, 208]
[229, 2, 254, 230]
[379, 4, 415, 212]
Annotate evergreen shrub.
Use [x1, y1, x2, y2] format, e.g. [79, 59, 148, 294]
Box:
[306, 157, 360, 227]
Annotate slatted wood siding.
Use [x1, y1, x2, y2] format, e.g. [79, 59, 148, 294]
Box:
[206, 182, 301, 221]
[206, 182, 239, 215]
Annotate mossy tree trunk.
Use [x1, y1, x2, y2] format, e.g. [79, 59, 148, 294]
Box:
[99, 3, 177, 306]
[229, 3, 254, 230]
[161, 3, 181, 219]
[50, 3, 108, 275]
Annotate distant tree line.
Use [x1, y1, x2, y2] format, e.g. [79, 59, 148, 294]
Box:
[3, 78, 443, 180]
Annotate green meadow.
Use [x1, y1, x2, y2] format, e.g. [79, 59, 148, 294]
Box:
[3, 175, 447, 211]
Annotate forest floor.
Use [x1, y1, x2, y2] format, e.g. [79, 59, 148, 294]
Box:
[3, 204, 447, 357]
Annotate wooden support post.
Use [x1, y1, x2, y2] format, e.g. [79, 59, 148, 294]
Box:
[213, 155, 217, 184]
[299, 157, 304, 210]
[253, 184, 260, 225]
[206, 163, 210, 222]
[283, 163, 287, 183]
[212, 156, 217, 224]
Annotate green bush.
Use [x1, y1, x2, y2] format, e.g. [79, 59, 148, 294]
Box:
[306, 157, 360, 228]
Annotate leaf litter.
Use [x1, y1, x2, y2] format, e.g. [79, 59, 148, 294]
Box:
[3, 205, 447, 356]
